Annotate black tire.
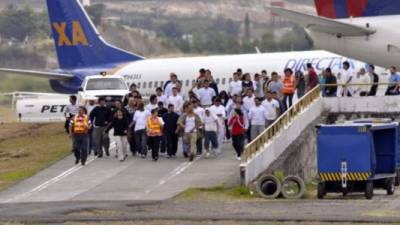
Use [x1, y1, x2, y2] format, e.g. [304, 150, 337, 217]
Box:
[256, 174, 282, 199]
[395, 169, 400, 187]
[386, 178, 395, 195]
[365, 181, 374, 200]
[281, 176, 305, 199]
[317, 182, 325, 199]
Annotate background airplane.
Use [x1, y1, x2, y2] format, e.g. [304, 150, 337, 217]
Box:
[0, 0, 387, 96]
[271, 0, 400, 69]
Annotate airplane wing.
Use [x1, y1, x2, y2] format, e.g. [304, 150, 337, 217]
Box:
[270, 7, 376, 37]
[0, 68, 73, 81]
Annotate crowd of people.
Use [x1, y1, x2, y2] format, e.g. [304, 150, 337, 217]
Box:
[64, 62, 398, 166]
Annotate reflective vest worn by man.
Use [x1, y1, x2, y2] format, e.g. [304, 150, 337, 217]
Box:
[283, 75, 295, 94]
[147, 116, 162, 136]
[70, 112, 90, 166]
[73, 115, 90, 134]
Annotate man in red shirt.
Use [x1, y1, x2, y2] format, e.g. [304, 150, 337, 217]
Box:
[307, 63, 318, 91]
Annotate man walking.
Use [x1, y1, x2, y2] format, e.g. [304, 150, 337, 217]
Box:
[248, 97, 268, 140]
[162, 104, 180, 158]
[89, 97, 111, 157]
[70, 106, 91, 165]
[178, 102, 202, 161]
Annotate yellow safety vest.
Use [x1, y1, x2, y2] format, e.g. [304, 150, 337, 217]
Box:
[73, 115, 89, 134]
[147, 116, 162, 136]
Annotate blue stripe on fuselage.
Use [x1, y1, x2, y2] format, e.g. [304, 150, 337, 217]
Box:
[333, 0, 348, 18]
[363, 0, 400, 17]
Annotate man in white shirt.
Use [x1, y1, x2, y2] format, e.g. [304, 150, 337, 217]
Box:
[156, 87, 168, 107]
[203, 108, 219, 158]
[243, 89, 256, 113]
[65, 95, 79, 133]
[145, 95, 158, 112]
[229, 72, 243, 96]
[355, 68, 371, 96]
[209, 98, 226, 154]
[195, 80, 216, 107]
[164, 73, 179, 97]
[168, 87, 184, 114]
[248, 97, 268, 140]
[262, 91, 280, 127]
[339, 61, 355, 97]
[131, 102, 151, 158]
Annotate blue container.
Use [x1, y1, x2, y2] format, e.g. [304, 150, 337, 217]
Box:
[316, 122, 398, 199]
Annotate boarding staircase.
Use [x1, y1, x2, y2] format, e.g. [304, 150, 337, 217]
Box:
[240, 83, 400, 185]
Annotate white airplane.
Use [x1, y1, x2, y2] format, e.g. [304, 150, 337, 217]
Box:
[270, 0, 400, 69]
[0, 0, 388, 122]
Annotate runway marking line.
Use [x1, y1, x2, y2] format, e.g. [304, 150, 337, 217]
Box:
[2, 142, 117, 203]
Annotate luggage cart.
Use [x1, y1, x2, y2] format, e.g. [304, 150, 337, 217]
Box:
[316, 122, 398, 199]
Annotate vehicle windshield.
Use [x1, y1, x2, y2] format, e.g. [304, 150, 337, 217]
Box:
[85, 78, 127, 91]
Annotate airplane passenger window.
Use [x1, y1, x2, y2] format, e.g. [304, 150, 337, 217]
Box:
[155, 81, 158, 88]
[149, 82, 152, 89]
[143, 82, 147, 89]
[137, 82, 141, 88]
[186, 80, 189, 87]
[160, 81, 164, 88]
[229, 78, 233, 83]
[216, 78, 220, 84]
[222, 78, 226, 85]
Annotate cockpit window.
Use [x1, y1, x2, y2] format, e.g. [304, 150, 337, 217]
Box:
[86, 78, 127, 91]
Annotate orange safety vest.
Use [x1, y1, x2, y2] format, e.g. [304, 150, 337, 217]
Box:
[282, 75, 295, 94]
[147, 116, 162, 136]
[73, 115, 89, 134]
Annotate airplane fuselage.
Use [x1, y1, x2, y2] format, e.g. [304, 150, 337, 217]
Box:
[307, 15, 400, 69]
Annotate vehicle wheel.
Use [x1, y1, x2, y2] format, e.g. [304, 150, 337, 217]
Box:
[281, 176, 305, 199]
[365, 181, 374, 200]
[386, 178, 395, 195]
[317, 182, 325, 199]
[395, 169, 400, 187]
[256, 174, 282, 199]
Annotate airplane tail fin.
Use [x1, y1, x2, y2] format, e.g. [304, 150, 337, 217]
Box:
[314, 0, 400, 19]
[46, 0, 143, 69]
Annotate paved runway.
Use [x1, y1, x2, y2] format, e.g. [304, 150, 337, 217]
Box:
[0, 141, 239, 203]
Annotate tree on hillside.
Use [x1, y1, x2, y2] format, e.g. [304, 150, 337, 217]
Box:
[85, 3, 105, 26]
[0, 6, 40, 42]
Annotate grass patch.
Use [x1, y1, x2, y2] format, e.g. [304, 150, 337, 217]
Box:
[0, 122, 70, 191]
[176, 186, 257, 201]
